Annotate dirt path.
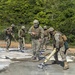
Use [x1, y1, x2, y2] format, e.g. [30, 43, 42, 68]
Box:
[0, 40, 75, 53]
[0, 40, 31, 48]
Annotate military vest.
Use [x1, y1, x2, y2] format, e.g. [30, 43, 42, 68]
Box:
[44, 29, 49, 37]
[54, 31, 64, 48]
[6, 27, 12, 35]
[31, 26, 42, 39]
[19, 29, 26, 37]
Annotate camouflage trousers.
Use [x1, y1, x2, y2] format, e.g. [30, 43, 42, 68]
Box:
[18, 37, 25, 50]
[41, 37, 49, 50]
[32, 39, 41, 58]
[5, 36, 12, 50]
[54, 45, 67, 62]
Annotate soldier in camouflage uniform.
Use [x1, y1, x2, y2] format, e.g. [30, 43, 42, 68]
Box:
[18, 26, 26, 52]
[5, 24, 15, 52]
[48, 27, 69, 70]
[28, 19, 44, 61]
[41, 26, 50, 51]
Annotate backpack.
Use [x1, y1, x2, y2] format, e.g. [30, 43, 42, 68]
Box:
[62, 35, 67, 41]
[54, 31, 64, 48]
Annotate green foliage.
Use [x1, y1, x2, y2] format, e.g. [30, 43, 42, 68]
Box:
[0, 0, 75, 45]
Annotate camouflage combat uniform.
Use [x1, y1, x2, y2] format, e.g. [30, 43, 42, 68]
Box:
[41, 26, 50, 50]
[28, 20, 44, 60]
[5, 24, 15, 52]
[49, 27, 69, 70]
[18, 26, 26, 51]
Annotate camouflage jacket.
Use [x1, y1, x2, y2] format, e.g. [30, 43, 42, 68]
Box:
[28, 26, 44, 39]
[52, 31, 64, 48]
[5, 27, 13, 36]
[44, 29, 50, 39]
[18, 29, 26, 38]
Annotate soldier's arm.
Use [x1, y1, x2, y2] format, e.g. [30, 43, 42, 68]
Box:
[11, 30, 15, 38]
[40, 26, 44, 39]
[18, 30, 21, 38]
[9, 27, 14, 37]
[11, 32, 17, 42]
[28, 26, 36, 35]
[28, 26, 33, 34]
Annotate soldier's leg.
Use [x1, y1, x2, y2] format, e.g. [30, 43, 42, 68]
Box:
[19, 38, 23, 51]
[35, 39, 41, 61]
[53, 48, 59, 64]
[44, 37, 49, 50]
[40, 38, 44, 50]
[6, 37, 11, 52]
[44, 45, 47, 51]
[40, 43, 43, 50]
[20, 38, 25, 53]
[60, 46, 69, 70]
[64, 41, 69, 54]
[22, 38, 24, 50]
[23, 37, 25, 49]
[32, 39, 36, 59]
[44, 38, 46, 50]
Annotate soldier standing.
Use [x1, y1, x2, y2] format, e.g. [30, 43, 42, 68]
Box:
[48, 27, 69, 70]
[5, 24, 16, 52]
[28, 19, 44, 61]
[41, 26, 50, 51]
[18, 26, 26, 52]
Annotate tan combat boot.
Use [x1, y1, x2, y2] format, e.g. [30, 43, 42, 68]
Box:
[63, 61, 69, 70]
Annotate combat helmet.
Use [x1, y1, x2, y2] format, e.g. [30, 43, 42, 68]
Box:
[33, 19, 39, 28]
[48, 27, 54, 32]
[43, 26, 47, 30]
[33, 19, 39, 25]
[21, 26, 25, 29]
[11, 24, 15, 27]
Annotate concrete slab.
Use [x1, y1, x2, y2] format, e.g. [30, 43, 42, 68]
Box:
[48, 55, 74, 63]
[0, 61, 75, 75]
[0, 48, 33, 71]
[0, 52, 32, 60]
[0, 47, 75, 74]
[41, 50, 74, 63]
[0, 48, 19, 52]
[0, 59, 11, 71]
